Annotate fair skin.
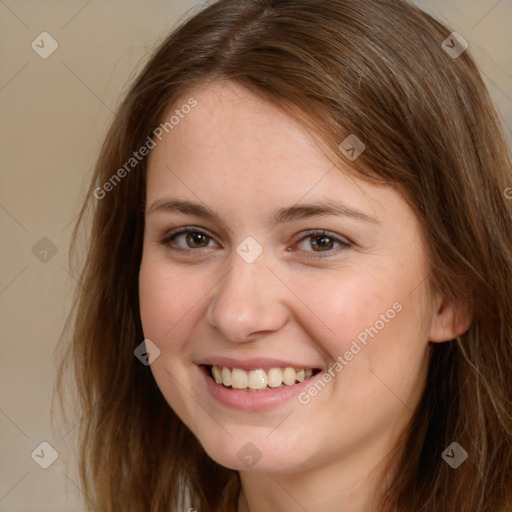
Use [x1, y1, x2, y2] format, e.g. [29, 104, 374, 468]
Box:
[139, 80, 470, 512]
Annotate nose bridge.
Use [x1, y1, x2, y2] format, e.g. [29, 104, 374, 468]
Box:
[206, 249, 287, 341]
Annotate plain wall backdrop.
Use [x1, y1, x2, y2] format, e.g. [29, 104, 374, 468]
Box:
[1, 0, 511, 510]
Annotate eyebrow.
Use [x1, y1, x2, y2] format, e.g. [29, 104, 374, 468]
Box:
[146, 198, 379, 228]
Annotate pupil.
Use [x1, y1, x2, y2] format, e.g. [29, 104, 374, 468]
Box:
[187, 232, 208, 247]
[312, 235, 332, 251]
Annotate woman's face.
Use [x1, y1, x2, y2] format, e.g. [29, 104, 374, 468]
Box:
[139, 80, 440, 475]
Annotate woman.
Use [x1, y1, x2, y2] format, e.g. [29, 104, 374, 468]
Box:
[56, 0, 512, 510]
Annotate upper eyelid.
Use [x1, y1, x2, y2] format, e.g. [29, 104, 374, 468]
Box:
[166, 226, 219, 242]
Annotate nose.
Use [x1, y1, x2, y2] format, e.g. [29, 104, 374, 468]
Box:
[206, 251, 289, 342]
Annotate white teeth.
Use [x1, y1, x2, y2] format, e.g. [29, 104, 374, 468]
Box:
[231, 368, 248, 389]
[282, 367, 297, 385]
[221, 366, 231, 387]
[248, 369, 267, 390]
[267, 368, 283, 388]
[212, 365, 222, 384]
[210, 365, 316, 390]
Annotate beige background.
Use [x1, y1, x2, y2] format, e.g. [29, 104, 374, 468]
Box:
[0, 1, 510, 510]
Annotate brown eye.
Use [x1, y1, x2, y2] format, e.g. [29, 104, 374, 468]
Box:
[294, 230, 352, 258]
[310, 234, 335, 251]
[160, 227, 217, 251]
[185, 231, 210, 248]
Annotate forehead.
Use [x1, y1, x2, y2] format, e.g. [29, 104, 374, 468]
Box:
[150, 81, 327, 182]
[145, 81, 404, 223]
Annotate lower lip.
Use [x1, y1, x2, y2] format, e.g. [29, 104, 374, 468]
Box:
[200, 366, 320, 411]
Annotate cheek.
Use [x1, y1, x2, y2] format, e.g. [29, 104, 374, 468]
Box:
[138, 256, 201, 350]
[139, 263, 172, 342]
[290, 263, 429, 391]
[317, 276, 431, 417]
[289, 267, 389, 355]
[138, 257, 205, 417]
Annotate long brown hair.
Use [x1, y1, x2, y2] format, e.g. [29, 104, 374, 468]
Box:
[55, 0, 512, 510]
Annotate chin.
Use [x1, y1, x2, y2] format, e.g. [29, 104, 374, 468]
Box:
[198, 433, 312, 474]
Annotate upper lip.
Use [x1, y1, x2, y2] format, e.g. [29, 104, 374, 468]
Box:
[197, 356, 323, 371]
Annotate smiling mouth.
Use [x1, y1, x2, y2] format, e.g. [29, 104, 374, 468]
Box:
[204, 365, 321, 391]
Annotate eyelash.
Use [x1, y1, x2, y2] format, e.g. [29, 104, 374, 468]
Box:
[159, 227, 352, 259]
